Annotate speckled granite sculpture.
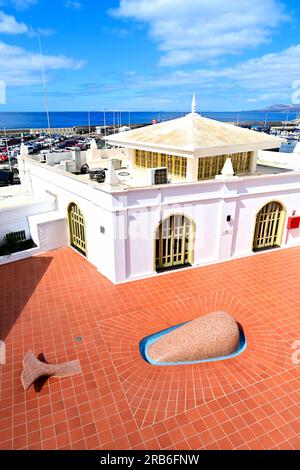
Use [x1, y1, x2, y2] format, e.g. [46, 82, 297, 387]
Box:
[21, 351, 81, 390]
[148, 311, 240, 363]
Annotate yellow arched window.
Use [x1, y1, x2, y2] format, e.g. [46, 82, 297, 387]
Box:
[155, 215, 195, 271]
[68, 203, 87, 256]
[253, 202, 285, 251]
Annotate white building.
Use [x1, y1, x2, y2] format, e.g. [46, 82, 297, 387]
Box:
[1, 97, 300, 283]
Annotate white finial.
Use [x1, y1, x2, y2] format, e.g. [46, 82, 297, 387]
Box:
[90, 138, 98, 150]
[221, 158, 234, 177]
[191, 93, 196, 115]
[20, 142, 29, 156]
[215, 157, 238, 180]
[106, 160, 121, 186]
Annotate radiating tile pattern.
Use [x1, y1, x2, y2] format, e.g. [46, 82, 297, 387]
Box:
[0, 247, 300, 450]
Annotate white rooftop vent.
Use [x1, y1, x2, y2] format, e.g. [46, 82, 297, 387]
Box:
[58, 160, 76, 173]
[110, 158, 122, 170]
[147, 167, 168, 185]
[118, 126, 131, 133]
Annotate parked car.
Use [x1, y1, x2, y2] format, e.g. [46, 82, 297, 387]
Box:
[0, 169, 13, 185]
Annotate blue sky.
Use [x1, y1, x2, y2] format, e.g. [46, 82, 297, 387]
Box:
[0, 0, 300, 111]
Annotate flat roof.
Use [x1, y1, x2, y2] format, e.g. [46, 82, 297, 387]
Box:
[0, 185, 53, 210]
[23, 154, 295, 194]
[256, 164, 291, 175]
[70, 155, 292, 190]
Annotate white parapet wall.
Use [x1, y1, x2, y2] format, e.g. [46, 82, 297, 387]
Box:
[86, 147, 128, 169]
[100, 147, 128, 159]
[258, 150, 300, 171]
[0, 188, 57, 243]
[0, 185, 68, 265]
[0, 245, 43, 266]
[40, 151, 72, 165]
[0, 211, 68, 266]
[28, 211, 68, 251]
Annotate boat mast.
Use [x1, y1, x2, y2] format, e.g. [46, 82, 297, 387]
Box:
[264, 113, 268, 127]
[103, 108, 107, 148]
[88, 111, 91, 136]
[284, 110, 290, 130]
[4, 126, 12, 172]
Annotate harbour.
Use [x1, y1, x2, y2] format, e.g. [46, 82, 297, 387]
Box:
[0, 110, 299, 130]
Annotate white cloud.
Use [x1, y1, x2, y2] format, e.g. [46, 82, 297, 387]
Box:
[247, 92, 287, 103]
[0, 0, 37, 10]
[217, 44, 300, 93]
[27, 27, 55, 37]
[0, 41, 85, 86]
[111, 0, 289, 66]
[0, 10, 55, 37]
[102, 26, 131, 38]
[136, 43, 300, 93]
[91, 43, 299, 108]
[0, 10, 28, 33]
[65, 1, 82, 10]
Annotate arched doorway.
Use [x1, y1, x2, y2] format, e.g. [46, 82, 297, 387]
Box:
[253, 201, 285, 252]
[68, 203, 87, 256]
[155, 215, 195, 271]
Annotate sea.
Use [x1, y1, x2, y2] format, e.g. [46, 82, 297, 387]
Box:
[0, 110, 298, 130]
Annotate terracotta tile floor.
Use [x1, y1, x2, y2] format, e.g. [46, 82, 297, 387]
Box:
[1, 246, 300, 450]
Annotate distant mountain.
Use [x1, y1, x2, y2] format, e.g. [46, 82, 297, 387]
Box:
[259, 104, 300, 113]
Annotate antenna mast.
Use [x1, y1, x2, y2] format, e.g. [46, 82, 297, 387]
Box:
[38, 35, 52, 153]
